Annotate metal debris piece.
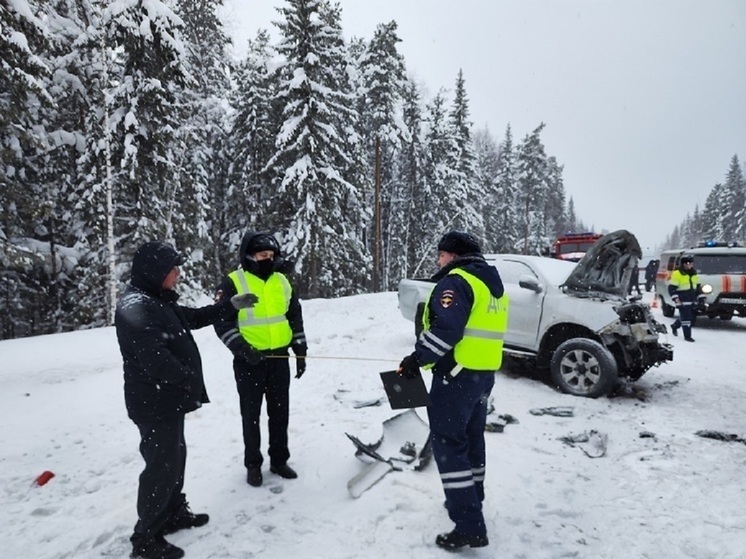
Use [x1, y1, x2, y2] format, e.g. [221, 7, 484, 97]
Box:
[559, 429, 608, 458]
[530, 406, 574, 417]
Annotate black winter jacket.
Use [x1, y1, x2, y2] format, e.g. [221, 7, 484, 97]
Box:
[115, 248, 233, 423]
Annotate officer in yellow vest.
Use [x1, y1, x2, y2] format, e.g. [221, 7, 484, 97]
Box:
[214, 231, 307, 487]
[398, 230, 508, 551]
[668, 254, 701, 342]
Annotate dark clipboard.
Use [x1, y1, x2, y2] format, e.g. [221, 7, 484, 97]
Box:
[379, 370, 432, 410]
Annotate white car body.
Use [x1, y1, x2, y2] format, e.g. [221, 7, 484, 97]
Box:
[398, 231, 673, 397]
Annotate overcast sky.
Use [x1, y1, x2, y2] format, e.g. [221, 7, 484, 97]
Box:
[220, 0, 745, 252]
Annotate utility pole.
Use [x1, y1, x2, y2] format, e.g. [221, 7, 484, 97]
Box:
[101, 31, 116, 324]
[374, 136, 382, 292]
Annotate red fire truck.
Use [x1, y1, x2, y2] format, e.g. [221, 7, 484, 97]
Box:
[550, 232, 603, 262]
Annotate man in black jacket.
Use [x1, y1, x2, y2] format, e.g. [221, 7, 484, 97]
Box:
[116, 241, 238, 559]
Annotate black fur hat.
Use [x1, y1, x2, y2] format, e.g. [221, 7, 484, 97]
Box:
[437, 230, 481, 255]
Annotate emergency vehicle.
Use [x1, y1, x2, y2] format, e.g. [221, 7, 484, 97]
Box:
[550, 232, 603, 262]
[656, 242, 746, 320]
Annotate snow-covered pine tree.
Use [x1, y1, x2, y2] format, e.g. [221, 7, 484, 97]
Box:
[544, 155, 568, 240]
[721, 155, 745, 243]
[488, 124, 520, 253]
[268, 0, 368, 298]
[397, 78, 431, 276]
[38, 0, 105, 331]
[448, 70, 482, 237]
[515, 123, 549, 254]
[105, 0, 191, 274]
[472, 127, 499, 251]
[172, 0, 233, 291]
[0, 0, 54, 338]
[423, 89, 458, 255]
[226, 28, 278, 261]
[700, 183, 724, 242]
[357, 20, 408, 290]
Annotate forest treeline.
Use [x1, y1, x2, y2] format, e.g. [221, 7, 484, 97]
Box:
[5, 0, 741, 341]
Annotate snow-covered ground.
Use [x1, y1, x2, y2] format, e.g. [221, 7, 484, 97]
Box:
[2, 290, 745, 559]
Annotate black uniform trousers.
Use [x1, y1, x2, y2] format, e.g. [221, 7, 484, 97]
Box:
[233, 352, 291, 468]
[133, 415, 187, 538]
[427, 370, 495, 538]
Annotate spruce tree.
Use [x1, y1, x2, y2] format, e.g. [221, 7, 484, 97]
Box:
[268, 0, 368, 297]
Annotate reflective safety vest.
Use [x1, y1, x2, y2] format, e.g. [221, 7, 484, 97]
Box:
[423, 268, 509, 371]
[228, 269, 293, 350]
[668, 269, 700, 301]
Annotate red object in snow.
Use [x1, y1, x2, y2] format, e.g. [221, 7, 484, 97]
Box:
[34, 470, 55, 486]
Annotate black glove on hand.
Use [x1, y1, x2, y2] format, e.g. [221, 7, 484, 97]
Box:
[398, 353, 420, 379]
[240, 345, 265, 365]
[295, 357, 306, 379]
[292, 343, 307, 379]
[231, 293, 259, 309]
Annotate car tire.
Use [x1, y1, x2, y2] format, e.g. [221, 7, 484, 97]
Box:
[550, 338, 618, 398]
[660, 296, 675, 317]
[414, 302, 425, 338]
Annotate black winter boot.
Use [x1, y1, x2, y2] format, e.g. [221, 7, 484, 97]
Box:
[435, 529, 489, 550]
[161, 501, 209, 535]
[270, 463, 298, 479]
[247, 466, 263, 487]
[130, 533, 184, 559]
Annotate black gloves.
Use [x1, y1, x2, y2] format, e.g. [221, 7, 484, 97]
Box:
[240, 345, 265, 365]
[231, 293, 259, 309]
[292, 342, 308, 379]
[398, 353, 420, 379]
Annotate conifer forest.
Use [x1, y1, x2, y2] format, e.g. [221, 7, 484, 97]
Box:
[2, 0, 744, 339]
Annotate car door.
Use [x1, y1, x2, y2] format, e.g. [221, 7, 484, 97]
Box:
[492, 257, 543, 350]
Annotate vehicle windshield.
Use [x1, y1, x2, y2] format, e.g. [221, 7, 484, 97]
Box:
[558, 241, 595, 254]
[694, 254, 746, 274]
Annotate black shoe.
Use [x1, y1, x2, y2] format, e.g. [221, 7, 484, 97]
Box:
[247, 466, 263, 487]
[435, 529, 488, 550]
[671, 323, 679, 336]
[685, 337, 695, 342]
[130, 533, 184, 559]
[161, 501, 209, 535]
[270, 463, 298, 479]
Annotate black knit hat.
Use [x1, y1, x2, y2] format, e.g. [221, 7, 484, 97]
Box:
[437, 230, 481, 255]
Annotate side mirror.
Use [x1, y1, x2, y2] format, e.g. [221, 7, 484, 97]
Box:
[518, 276, 542, 293]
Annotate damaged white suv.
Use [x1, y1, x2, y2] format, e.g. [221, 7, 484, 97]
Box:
[397, 230, 673, 398]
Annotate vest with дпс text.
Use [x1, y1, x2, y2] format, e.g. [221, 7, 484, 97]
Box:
[423, 267, 509, 371]
[228, 268, 293, 350]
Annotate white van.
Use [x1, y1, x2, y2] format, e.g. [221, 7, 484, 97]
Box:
[656, 243, 746, 320]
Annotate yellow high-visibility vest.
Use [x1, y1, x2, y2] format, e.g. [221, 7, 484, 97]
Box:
[423, 268, 509, 371]
[228, 269, 293, 350]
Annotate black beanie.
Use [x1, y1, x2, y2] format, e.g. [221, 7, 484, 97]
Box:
[437, 231, 481, 255]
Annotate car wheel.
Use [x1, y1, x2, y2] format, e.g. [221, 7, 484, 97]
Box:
[660, 297, 675, 317]
[550, 338, 618, 398]
[414, 302, 425, 338]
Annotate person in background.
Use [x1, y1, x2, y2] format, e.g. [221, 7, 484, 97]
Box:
[628, 268, 642, 296]
[398, 231, 509, 550]
[213, 231, 307, 488]
[668, 255, 701, 342]
[116, 241, 245, 559]
[644, 259, 660, 292]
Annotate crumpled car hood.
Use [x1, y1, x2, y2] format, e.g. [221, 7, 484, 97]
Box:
[562, 229, 642, 298]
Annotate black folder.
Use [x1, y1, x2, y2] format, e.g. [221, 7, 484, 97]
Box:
[379, 370, 431, 410]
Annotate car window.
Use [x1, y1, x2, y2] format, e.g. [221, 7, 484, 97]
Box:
[694, 254, 746, 274]
[494, 259, 538, 284]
